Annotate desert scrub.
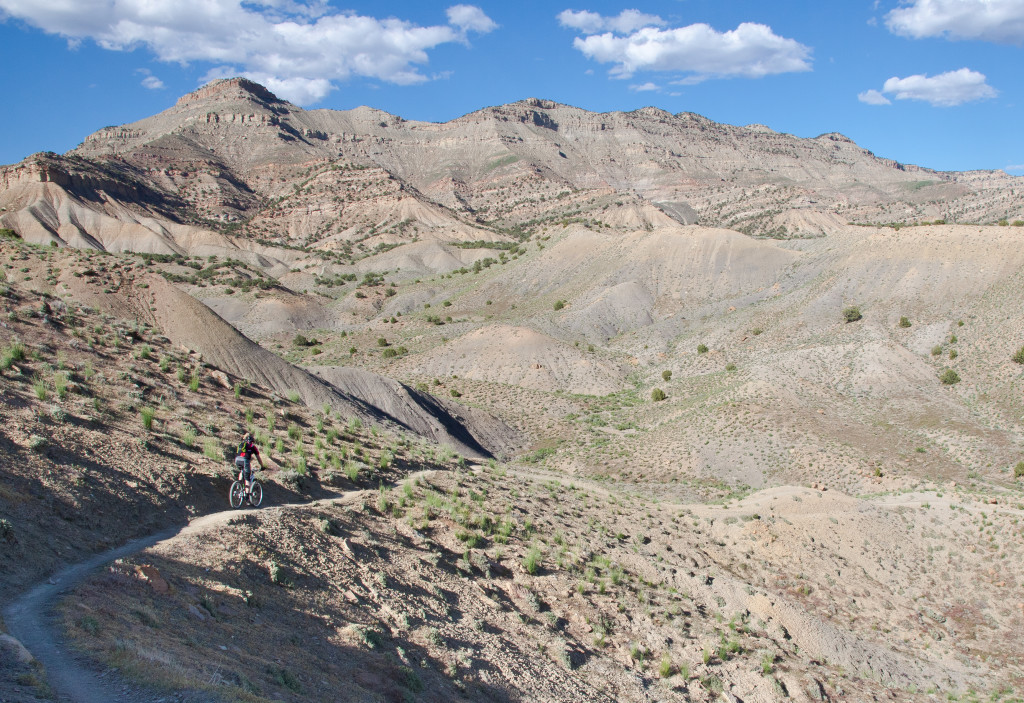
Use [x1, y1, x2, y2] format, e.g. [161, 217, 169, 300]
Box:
[203, 437, 221, 460]
[651, 388, 666, 402]
[180, 426, 196, 448]
[1013, 345, 1024, 364]
[344, 461, 360, 482]
[53, 371, 69, 400]
[0, 339, 25, 370]
[939, 368, 961, 385]
[140, 406, 156, 431]
[553, 299, 566, 311]
[842, 305, 862, 323]
[287, 389, 300, 403]
[661, 369, 672, 381]
[523, 545, 542, 575]
[1014, 461, 1024, 479]
[188, 370, 200, 392]
[697, 343, 708, 354]
[32, 375, 47, 401]
[898, 316, 911, 328]
[659, 652, 674, 678]
[725, 362, 737, 372]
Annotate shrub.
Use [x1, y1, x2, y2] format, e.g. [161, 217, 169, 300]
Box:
[1014, 462, 1024, 479]
[181, 426, 196, 448]
[382, 348, 397, 358]
[553, 300, 566, 311]
[651, 388, 666, 402]
[949, 349, 958, 360]
[53, 371, 69, 400]
[136, 344, 152, 360]
[842, 305, 862, 323]
[32, 376, 47, 401]
[450, 388, 461, 398]
[188, 371, 200, 392]
[662, 370, 672, 382]
[0, 340, 26, 370]
[287, 390, 300, 403]
[898, 316, 911, 328]
[659, 652, 674, 678]
[939, 369, 961, 385]
[697, 344, 708, 354]
[203, 438, 221, 460]
[931, 345, 943, 356]
[377, 337, 389, 347]
[140, 407, 156, 431]
[1012, 345, 1024, 365]
[344, 461, 360, 482]
[725, 363, 737, 372]
[288, 423, 301, 441]
[523, 545, 542, 575]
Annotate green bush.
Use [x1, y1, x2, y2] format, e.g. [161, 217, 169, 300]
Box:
[662, 370, 672, 382]
[32, 376, 47, 401]
[697, 344, 708, 354]
[203, 438, 221, 460]
[523, 546, 542, 575]
[651, 388, 666, 402]
[1014, 461, 1024, 479]
[725, 363, 737, 372]
[287, 390, 300, 403]
[377, 337, 389, 347]
[1012, 345, 1024, 365]
[842, 305, 862, 323]
[939, 369, 960, 385]
[931, 345, 943, 356]
[898, 316, 911, 328]
[553, 299, 566, 311]
[140, 407, 156, 431]
[381, 348, 397, 358]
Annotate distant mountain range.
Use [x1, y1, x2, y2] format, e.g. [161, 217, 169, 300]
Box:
[1, 77, 1020, 259]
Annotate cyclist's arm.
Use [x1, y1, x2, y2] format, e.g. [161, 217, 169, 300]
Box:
[254, 445, 265, 469]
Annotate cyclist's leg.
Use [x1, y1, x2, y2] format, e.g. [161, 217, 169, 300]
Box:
[234, 456, 246, 482]
[243, 456, 252, 486]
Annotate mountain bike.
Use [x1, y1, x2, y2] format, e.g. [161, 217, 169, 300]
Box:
[229, 467, 263, 508]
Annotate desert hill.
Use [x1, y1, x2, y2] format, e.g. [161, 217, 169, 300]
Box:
[1, 79, 1024, 702]
[1, 77, 1022, 264]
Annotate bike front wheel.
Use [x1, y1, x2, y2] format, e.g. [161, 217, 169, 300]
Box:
[248, 481, 263, 507]
[229, 481, 245, 508]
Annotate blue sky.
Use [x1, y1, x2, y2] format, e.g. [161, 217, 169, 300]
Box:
[0, 0, 1021, 174]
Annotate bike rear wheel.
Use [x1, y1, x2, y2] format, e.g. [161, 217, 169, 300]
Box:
[248, 480, 263, 507]
[229, 480, 245, 508]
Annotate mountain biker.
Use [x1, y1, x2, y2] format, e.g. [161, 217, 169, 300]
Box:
[235, 433, 264, 489]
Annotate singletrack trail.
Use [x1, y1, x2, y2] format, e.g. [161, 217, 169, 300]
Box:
[2, 484, 376, 703]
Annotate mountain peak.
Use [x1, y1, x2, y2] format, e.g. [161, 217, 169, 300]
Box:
[175, 78, 286, 108]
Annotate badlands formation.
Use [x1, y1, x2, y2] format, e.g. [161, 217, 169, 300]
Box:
[1, 78, 1024, 702]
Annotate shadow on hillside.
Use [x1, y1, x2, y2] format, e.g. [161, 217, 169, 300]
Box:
[80, 548, 520, 702]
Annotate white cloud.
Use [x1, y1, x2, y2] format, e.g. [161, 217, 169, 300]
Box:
[886, 0, 1024, 43]
[0, 1, 496, 104]
[628, 81, 659, 91]
[135, 67, 165, 90]
[569, 21, 811, 80]
[857, 88, 891, 105]
[557, 9, 665, 34]
[1005, 163, 1024, 171]
[861, 68, 997, 106]
[447, 4, 497, 33]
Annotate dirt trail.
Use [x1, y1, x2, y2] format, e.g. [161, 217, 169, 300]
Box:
[1, 485, 371, 703]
